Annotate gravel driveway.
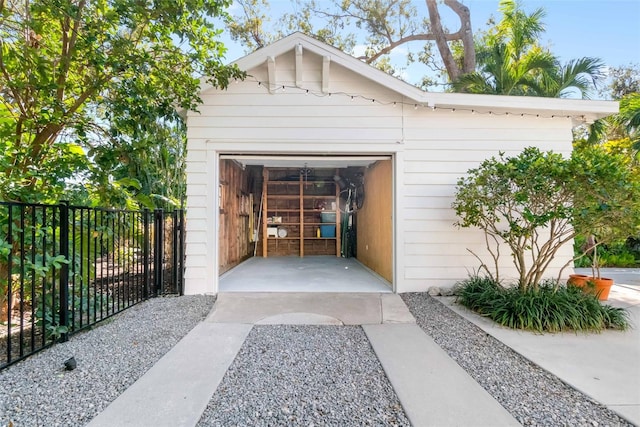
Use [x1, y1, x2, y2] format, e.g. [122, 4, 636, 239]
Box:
[197, 325, 410, 426]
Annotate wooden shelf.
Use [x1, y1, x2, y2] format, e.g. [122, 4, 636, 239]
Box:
[262, 167, 341, 258]
[268, 195, 301, 199]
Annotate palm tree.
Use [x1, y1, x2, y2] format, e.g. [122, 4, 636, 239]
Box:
[587, 93, 640, 150]
[453, 42, 556, 95]
[536, 57, 604, 98]
[452, 0, 603, 99]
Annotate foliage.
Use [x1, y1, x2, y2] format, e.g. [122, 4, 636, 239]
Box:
[582, 64, 640, 153]
[0, 0, 245, 204]
[585, 93, 640, 151]
[573, 236, 639, 268]
[225, 0, 475, 86]
[571, 146, 640, 277]
[600, 63, 640, 100]
[456, 275, 629, 332]
[452, 0, 603, 98]
[452, 146, 640, 290]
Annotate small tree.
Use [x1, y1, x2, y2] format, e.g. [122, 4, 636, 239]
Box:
[452, 146, 640, 291]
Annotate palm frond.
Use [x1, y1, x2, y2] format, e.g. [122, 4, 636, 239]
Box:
[452, 72, 497, 94]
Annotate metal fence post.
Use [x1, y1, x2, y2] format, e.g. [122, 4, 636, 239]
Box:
[154, 209, 164, 295]
[171, 210, 179, 295]
[143, 209, 150, 299]
[179, 209, 185, 296]
[58, 201, 69, 343]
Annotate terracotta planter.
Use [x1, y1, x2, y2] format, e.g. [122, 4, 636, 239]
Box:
[567, 274, 589, 288]
[590, 277, 614, 301]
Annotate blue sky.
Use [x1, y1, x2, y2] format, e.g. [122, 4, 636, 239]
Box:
[219, 1, 640, 96]
[467, 1, 640, 68]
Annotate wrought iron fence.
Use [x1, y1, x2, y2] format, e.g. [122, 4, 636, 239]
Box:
[0, 202, 185, 369]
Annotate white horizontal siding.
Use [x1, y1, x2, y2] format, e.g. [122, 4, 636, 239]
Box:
[184, 218, 207, 232]
[403, 207, 457, 221]
[188, 126, 401, 142]
[193, 104, 401, 118]
[188, 115, 402, 129]
[185, 184, 206, 197]
[189, 86, 403, 143]
[185, 162, 208, 174]
[186, 172, 208, 186]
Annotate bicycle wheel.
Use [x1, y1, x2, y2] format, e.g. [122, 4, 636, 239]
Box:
[354, 184, 365, 210]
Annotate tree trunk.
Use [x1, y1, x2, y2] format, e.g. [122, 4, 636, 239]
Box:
[426, 0, 475, 82]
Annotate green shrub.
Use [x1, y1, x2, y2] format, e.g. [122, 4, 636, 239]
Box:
[456, 276, 629, 332]
[573, 236, 639, 268]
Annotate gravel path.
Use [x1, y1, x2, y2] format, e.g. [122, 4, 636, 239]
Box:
[0, 295, 215, 427]
[197, 325, 410, 427]
[402, 293, 632, 427]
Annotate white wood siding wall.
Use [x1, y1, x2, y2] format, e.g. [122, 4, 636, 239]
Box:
[184, 48, 577, 294]
[401, 110, 574, 292]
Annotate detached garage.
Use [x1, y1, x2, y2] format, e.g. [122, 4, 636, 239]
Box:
[183, 32, 617, 295]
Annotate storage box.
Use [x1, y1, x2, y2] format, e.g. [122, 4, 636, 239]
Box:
[320, 211, 336, 223]
[320, 225, 336, 238]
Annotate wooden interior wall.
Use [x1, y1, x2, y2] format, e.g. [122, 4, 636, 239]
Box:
[219, 160, 254, 274]
[356, 160, 393, 283]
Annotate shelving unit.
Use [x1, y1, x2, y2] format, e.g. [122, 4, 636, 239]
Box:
[261, 168, 340, 257]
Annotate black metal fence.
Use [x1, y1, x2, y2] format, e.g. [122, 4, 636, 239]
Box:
[0, 202, 185, 369]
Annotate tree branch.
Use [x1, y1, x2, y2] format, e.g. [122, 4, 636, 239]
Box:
[359, 31, 463, 64]
[56, 0, 86, 102]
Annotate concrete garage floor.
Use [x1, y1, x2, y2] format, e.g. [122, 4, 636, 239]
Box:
[219, 255, 392, 293]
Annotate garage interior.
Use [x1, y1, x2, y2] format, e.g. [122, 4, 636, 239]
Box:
[217, 155, 393, 292]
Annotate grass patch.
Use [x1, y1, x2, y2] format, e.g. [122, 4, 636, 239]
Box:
[456, 276, 630, 332]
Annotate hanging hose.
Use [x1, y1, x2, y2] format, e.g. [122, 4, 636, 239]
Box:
[253, 191, 263, 256]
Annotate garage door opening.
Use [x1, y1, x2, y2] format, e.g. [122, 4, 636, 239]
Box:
[217, 155, 393, 292]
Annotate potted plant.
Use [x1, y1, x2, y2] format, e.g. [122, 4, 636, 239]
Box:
[570, 147, 640, 301]
[578, 235, 615, 300]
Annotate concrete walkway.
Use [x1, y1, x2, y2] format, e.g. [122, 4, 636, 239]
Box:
[440, 283, 640, 426]
[89, 293, 519, 426]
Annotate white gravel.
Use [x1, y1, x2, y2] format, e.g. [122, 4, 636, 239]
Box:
[0, 295, 215, 427]
[402, 293, 633, 427]
[2, 292, 632, 427]
[197, 325, 410, 426]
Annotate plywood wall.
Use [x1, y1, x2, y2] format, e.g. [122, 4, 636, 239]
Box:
[219, 160, 254, 274]
[357, 160, 393, 283]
